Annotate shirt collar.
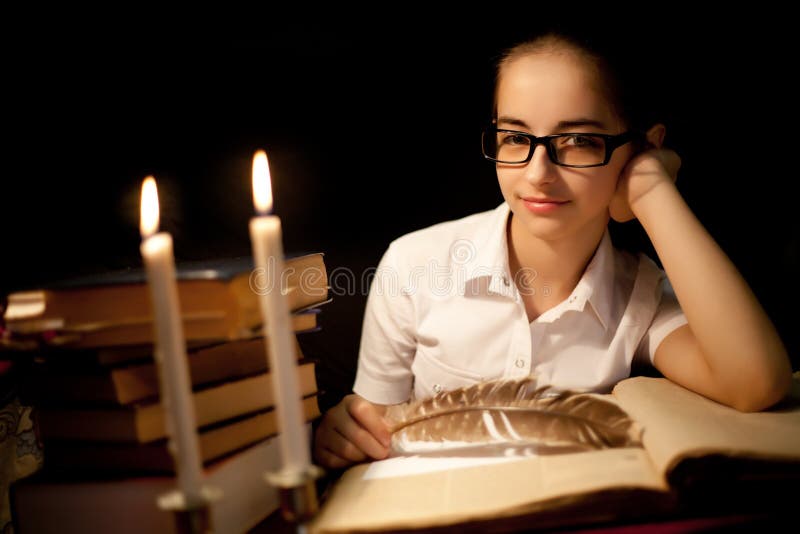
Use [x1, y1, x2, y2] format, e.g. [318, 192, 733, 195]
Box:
[462, 202, 615, 329]
[567, 229, 615, 330]
[462, 203, 514, 297]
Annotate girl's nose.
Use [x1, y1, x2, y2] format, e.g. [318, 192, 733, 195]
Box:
[523, 144, 557, 186]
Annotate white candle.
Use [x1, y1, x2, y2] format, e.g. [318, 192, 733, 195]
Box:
[249, 151, 310, 476]
[140, 176, 205, 506]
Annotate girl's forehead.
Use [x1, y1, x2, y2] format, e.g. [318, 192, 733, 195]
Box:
[496, 53, 617, 131]
[498, 52, 601, 100]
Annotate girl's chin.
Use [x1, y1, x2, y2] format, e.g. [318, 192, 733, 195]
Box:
[512, 212, 572, 240]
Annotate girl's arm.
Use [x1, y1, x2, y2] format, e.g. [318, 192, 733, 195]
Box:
[615, 133, 792, 412]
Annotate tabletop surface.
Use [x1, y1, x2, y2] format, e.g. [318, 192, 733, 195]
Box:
[248, 508, 790, 534]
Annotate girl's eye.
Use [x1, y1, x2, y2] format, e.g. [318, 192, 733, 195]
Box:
[560, 135, 603, 148]
[501, 134, 530, 146]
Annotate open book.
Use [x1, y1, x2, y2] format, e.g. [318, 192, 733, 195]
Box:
[309, 375, 800, 533]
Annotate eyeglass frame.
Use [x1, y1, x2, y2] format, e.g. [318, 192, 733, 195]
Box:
[481, 126, 639, 168]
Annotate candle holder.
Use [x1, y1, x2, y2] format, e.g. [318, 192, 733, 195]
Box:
[158, 486, 222, 534]
[265, 464, 324, 524]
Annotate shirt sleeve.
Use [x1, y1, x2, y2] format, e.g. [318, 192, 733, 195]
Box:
[635, 277, 689, 365]
[353, 243, 418, 404]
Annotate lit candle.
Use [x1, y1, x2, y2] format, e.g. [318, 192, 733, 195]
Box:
[140, 176, 205, 507]
[249, 151, 311, 476]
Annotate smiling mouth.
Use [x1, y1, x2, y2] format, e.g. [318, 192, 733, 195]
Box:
[521, 197, 568, 204]
[520, 196, 570, 214]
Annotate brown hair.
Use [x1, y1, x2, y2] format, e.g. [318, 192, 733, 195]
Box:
[494, 31, 662, 134]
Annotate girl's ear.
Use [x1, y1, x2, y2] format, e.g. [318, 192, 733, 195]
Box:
[646, 124, 666, 148]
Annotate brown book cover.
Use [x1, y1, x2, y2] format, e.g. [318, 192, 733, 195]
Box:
[37, 361, 318, 443]
[41, 395, 321, 474]
[308, 376, 800, 533]
[12, 424, 315, 534]
[2, 252, 328, 348]
[30, 336, 308, 405]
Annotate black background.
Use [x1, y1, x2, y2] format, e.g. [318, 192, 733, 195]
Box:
[3, 10, 798, 409]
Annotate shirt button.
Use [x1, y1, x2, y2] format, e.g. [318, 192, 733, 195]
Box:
[433, 383, 443, 394]
[568, 295, 577, 303]
[515, 359, 525, 368]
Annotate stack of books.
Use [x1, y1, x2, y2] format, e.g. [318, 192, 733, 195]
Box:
[2, 253, 329, 533]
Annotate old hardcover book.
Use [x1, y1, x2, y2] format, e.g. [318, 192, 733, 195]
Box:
[41, 395, 321, 474]
[309, 376, 800, 533]
[11, 424, 314, 534]
[29, 336, 307, 405]
[36, 361, 318, 442]
[2, 253, 328, 348]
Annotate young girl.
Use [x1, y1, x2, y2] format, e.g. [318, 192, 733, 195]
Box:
[313, 31, 792, 469]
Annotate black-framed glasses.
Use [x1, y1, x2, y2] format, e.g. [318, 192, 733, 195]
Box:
[482, 126, 637, 168]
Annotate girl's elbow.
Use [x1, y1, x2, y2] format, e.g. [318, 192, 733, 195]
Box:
[763, 367, 794, 408]
[732, 362, 793, 413]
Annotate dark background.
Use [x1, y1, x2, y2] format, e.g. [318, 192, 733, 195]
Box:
[3, 11, 798, 410]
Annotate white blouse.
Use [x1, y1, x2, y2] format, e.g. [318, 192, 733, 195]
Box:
[354, 203, 687, 404]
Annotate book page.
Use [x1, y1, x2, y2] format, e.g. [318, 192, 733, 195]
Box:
[363, 455, 526, 480]
[612, 377, 800, 478]
[309, 447, 667, 533]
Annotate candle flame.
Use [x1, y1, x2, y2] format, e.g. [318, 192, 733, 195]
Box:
[140, 176, 160, 238]
[252, 150, 273, 214]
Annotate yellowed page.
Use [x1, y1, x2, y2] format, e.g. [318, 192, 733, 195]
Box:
[612, 377, 800, 477]
[309, 447, 667, 533]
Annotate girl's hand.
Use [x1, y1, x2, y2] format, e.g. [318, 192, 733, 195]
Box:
[313, 393, 392, 469]
[610, 125, 681, 222]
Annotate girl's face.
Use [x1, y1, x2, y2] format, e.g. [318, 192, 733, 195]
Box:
[495, 51, 633, 242]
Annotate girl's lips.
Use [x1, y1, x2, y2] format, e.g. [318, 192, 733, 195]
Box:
[521, 197, 569, 214]
[521, 196, 567, 203]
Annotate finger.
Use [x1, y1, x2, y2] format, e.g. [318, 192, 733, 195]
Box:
[347, 398, 392, 448]
[314, 421, 366, 467]
[657, 151, 681, 181]
[323, 425, 367, 462]
[315, 445, 351, 470]
[333, 419, 389, 461]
